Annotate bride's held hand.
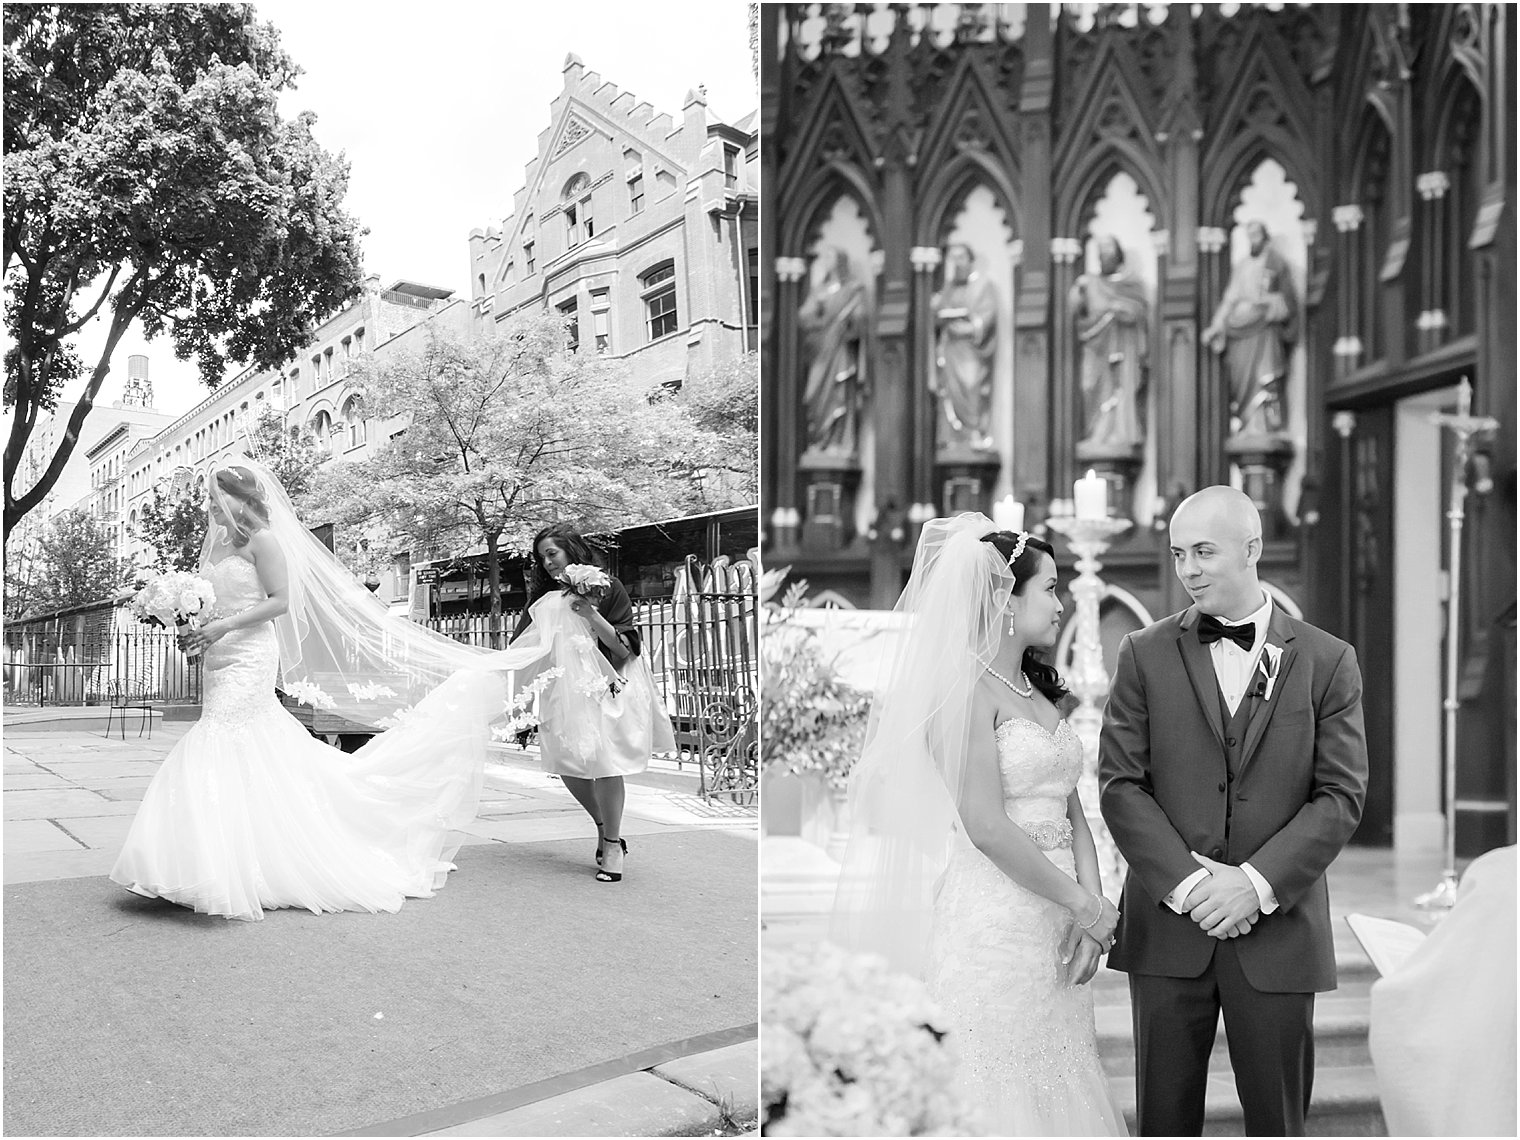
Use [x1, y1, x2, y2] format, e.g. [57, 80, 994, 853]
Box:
[1075, 892, 1120, 946]
[181, 619, 231, 653]
[1060, 925, 1103, 986]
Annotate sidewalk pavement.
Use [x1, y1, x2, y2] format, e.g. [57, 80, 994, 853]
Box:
[3, 719, 759, 1137]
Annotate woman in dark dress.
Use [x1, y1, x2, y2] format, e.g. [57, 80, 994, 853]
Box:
[511, 524, 675, 882]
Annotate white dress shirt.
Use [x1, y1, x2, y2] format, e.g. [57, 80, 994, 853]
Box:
[1164, 591, 1279, 917]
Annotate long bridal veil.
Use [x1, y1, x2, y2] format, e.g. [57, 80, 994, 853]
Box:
[200, 455, 620, 874]
[830, 513, 1018, 977]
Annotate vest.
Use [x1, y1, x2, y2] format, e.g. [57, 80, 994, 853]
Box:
[1216, 687, 1253, 854]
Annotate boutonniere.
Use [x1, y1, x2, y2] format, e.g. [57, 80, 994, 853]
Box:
[1254, 643, 1284, 702]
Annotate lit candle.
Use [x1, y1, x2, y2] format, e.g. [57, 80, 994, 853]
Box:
[992, 494, 1025, 533]
[1074, 469, 1107, 520]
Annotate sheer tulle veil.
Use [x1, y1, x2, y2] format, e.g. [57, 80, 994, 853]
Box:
[829, 513, 1018, 977]
[201, 454, 596, 731]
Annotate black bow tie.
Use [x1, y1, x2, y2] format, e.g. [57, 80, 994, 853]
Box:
[1198, 613, 1255, 652]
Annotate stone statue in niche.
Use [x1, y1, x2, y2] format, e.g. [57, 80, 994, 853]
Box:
[797, 246, 870, 457]
[1069, 234, 1150, 455]
[1202, 220, 1298, 437]
[931, 243, 999, 453]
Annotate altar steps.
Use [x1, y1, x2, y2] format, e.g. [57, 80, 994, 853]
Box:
[1093, 960, 1387, 1136]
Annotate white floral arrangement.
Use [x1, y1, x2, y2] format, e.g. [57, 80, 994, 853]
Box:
[763, 942, 974, 1137]
[557, 563, 611, 598]
[131, 571, 217, 658]
[489, 667, 566, 740]
[282, 679, 336, 710]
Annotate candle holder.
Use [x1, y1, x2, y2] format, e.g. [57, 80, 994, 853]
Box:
[1046, 513, 1132, 902]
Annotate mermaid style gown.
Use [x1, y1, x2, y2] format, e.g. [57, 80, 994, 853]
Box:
[924, 717, 1128, 1136]
[109, 555, 507, 921]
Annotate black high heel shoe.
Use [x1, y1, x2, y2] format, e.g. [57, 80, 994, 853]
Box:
[596, 839, 627, 883]
[595, 836, 627, 868]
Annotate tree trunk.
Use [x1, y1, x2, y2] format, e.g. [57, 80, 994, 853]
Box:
[485, 528, 503, 616]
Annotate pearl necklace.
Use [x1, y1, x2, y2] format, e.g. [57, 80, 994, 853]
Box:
[986, 665, 1034, 697]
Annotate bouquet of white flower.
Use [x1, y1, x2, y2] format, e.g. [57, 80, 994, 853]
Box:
[763, 942, 974, 1136]
[130, 571, 217, 658]
[557, 562, 611, 599]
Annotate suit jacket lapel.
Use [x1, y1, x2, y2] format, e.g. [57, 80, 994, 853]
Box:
[1176, 607, 1226, 750]
[1240, 608, 1299, 770]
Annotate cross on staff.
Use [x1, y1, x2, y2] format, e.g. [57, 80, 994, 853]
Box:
[1415, 377, 1500, 911]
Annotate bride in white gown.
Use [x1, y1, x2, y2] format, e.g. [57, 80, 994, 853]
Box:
[832, 515, 1127, 1135]
[110, 457, 622, 921]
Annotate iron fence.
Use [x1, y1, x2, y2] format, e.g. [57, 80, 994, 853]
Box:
[3, 627, 202, 707]
[3, 590, 758, 806]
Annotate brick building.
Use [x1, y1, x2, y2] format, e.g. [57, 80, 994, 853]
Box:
[467, 55, 758, 389]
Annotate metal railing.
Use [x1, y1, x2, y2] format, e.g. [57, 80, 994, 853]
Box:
[3, 629, 202, 707]
[3, 590, 759, 806]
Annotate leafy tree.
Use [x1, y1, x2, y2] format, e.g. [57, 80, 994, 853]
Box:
[308, 312, 725, 616]
[673, 350, 758, 505]
[2, 521, 46, 620]
[248, 404, 324, 504]
[24, 508, 128, 613]
[134, 483, 206, 574]
[3, 4, 365, 540]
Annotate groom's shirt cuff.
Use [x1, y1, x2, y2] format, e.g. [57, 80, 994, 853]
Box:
[1240, 861, 1279, 914]
[1164, 868, 1211, 914]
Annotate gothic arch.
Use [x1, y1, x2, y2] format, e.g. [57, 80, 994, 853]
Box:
[1431, 64, 1484, 170]
[1055, 46, 1165, 216]
[1057, 146, 1168, 241]
[1201, 134, 1318, 232]
[780, 160, 883, 262]
[776, 71, 879, 242]
[913, 54, 1022, 207]
[913, 151, 1021, 248]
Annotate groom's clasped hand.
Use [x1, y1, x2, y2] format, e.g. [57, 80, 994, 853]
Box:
[1182, 851, 1261, 940]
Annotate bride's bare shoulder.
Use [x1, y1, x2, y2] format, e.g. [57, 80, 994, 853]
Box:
[246, 529, 284, 558]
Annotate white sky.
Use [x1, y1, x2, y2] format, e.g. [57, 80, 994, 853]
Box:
[46, 0, 756, 422]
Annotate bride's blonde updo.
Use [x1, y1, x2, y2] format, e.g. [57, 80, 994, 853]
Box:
[214, 466, 271, 547]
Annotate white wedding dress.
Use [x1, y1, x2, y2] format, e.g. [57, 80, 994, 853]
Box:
[109, 555, 506, 921]
[925, 717, 1127, 1136]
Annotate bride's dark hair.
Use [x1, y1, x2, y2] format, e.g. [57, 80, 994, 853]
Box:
[214, 466, 271, 548]
[980, 531, 1072, 709]
[525, 523, 604, 602]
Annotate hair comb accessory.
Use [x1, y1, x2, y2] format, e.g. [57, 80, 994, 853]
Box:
[1006, 531, 1029, 567]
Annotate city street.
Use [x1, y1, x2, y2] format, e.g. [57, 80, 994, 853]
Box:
[3, 717, 758, 1137]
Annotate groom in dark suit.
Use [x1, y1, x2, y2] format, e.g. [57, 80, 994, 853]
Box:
[1099, 486, 1368, 1136]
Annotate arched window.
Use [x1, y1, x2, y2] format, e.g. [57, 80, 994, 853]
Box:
[639, 260, 679, 341]
[342, 395, 366, 449]
[563, 173, 594, 249]
[311, 410, 334, 454]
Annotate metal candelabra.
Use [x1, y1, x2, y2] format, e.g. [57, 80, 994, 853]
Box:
[1045, 513, 1131, 902]
[1415, 378, 1498, 911]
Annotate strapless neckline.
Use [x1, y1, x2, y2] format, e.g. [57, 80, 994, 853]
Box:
[995, 715, 1071, 743]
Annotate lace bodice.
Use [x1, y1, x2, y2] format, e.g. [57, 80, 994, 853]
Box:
[200, 556, 280, 729]
[206, 556, 265, 619]
[994, 717, 1082, 848]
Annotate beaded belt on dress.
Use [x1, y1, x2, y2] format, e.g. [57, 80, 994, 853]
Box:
[1018, 818, 1073, 851]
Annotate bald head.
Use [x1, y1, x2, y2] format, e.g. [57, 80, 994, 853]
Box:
[1169, 486, 1265, 620]
[1172, 486, 1261, 542]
